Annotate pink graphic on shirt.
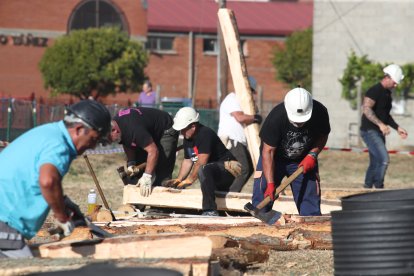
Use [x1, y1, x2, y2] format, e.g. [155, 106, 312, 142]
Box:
[118, 108, 143, 117]
[118, 109, 131, 116]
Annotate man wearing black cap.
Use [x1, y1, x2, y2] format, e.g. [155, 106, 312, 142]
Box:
[0, 100, 111, 258]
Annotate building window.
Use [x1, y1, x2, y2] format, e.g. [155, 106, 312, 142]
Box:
[203, 38, 246, 55]
[203, 38, 218, 53]
[146, 36, 174, 52]
[68, 0, 127, 32]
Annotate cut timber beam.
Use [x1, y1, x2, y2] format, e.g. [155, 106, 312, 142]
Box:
[218, 8, 261, 166]
[122, 186, 341, 214]
[33, 233, 212, 260]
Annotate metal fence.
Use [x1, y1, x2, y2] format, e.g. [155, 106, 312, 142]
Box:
[0, 98, 280, 143]
[0, 99, 222, 142]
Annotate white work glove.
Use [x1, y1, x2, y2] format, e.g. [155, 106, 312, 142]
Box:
[138, 173, 153, 197]
[53, 219, 75, 237]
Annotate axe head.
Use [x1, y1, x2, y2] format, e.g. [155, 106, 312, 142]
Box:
[116, 166, 128, 185]
[244, 202, 281, 225]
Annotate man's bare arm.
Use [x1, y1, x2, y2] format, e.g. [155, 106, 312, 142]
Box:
[185, 153, 209, 182]
[143, 141, 159, 175]
[362, 97, 382, 125]
[362, 97, 390, 135]
[39, 164, 69, 222]
[176, 158, 194, 180]
[262, 143, 276, 184]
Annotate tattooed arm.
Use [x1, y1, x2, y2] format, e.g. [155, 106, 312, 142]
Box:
[362, 97, 390, 135]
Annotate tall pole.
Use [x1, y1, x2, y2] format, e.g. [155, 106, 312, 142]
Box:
[217, 0, 227, 107]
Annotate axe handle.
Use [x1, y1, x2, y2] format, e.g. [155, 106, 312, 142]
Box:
[256, 166, 304, 210]
[84, 154, 116, 221]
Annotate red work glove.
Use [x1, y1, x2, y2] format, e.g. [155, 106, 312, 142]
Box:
[299, 153, 317, 174]
[263, 182, 275, 201]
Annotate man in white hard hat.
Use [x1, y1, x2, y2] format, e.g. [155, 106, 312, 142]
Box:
[251, 87, 330, 216]
[165, 107, 242, 216]
[218, 76, 262, 192]
[360, 64, 408, 189]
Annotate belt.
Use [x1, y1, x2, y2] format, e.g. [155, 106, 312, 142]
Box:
[0, 221, 22, 241]
[164, 127, 178, 135]
[0, 221, 25, 250]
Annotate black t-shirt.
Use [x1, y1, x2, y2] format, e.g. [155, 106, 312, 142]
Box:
[360, 83, 398, 131]
[183, 124, 234, 163]
[113, 107, 173, 149]
[260, 100, 330, 162]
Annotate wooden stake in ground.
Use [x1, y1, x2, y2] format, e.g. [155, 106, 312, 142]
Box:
[218, 9, 261, 166]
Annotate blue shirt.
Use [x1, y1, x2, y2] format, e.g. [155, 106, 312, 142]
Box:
[0, 121, 77, 239]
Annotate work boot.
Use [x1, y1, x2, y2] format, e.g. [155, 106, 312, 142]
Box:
[201, 210, 219, 216]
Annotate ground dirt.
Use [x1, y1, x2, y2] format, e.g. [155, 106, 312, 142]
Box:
[1, 150, 413, 275]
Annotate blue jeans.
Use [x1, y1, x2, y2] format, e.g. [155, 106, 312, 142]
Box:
[360, 129, 389, 189]
[252, 155, 321, 216]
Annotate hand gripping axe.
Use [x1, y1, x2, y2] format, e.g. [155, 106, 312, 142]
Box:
[244, 166, 303, 225]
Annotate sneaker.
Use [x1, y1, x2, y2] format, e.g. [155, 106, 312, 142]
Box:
[201, 210, 219, 216]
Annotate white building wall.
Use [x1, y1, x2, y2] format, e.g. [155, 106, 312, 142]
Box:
[313, 0, 414, 149]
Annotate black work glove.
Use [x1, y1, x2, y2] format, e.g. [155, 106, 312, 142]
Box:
[63, 196, 86, 226]
[253, 114, 263, 125]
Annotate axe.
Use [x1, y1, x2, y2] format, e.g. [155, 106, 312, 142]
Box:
[117, 162, 147, 185]
[116, 144, 184, 185]
[244, 166, 303, 225]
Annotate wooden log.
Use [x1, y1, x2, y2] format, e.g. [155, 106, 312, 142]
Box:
[32, 233, 212, 260]
[122, 186, 341, 215]
[218, 8, 261, 166]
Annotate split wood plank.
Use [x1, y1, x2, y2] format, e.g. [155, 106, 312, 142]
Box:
[94, 217, 262, 227]
[33, 233, 212, 260]
[122, 186, 341, 215]
[218, 8, 261, 166]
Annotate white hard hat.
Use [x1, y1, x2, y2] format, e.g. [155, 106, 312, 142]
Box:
[383, 64, 404, 84]
[284, 87, 313, 123]
[172, 107, 200, 130]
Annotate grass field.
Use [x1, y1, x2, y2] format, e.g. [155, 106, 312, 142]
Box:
[62, 149, 414, 215]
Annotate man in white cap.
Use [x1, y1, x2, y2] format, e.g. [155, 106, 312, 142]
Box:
[218, 76, 262, 192]
[252, 87, 330, 216]
[165, 107, 242, 216]
[360, 64, 408, 189]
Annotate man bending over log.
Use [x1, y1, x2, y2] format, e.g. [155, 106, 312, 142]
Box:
[164, 107, 242, 216]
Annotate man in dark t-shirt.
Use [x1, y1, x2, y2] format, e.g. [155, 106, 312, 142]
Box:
[110, 107, 178, 197]
[360, 64, 408, 189]
[165, 107, 241, 216]
[252, 87, 330, 216]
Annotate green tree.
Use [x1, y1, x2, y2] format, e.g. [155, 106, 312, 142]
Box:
[39, 28, 148, 99]
[339, 51, 414, 109]
[272, 28, 312, 90]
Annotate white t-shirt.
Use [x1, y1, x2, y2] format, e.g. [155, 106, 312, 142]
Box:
[218, 92, 246, 145]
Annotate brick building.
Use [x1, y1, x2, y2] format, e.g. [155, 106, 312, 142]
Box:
[0, 0, 312, 107]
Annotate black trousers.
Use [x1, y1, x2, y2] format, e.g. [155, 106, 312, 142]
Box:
[228, 141, 253, 192]
[128, 127, 178, 186]
[155, 127, 179, 186]
[198, 161, 235, 211]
